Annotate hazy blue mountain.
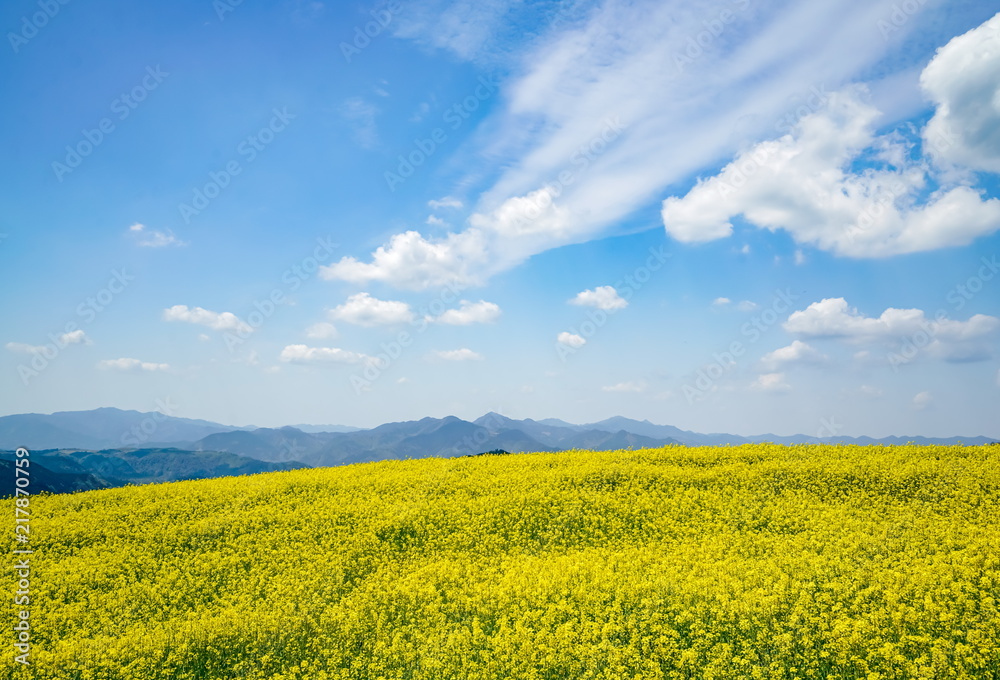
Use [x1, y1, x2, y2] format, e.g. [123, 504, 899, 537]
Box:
[287, 423, 362, 433]
[0, 407, 248, 450]
[0, 448, 304, 491]
[2, 409, 993, 494]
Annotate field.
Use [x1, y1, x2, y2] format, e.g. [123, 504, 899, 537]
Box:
[9, 444, 1000, 680]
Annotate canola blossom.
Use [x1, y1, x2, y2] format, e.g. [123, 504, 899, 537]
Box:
[7, 444, 1000, 680]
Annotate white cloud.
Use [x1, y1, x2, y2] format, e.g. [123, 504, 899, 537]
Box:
[428, 196, 463, 210]
[912, 390, 933, 410]
[5, 342, 39, 354]
[128, 223, 185, 248]
[859, 385, 883, 398]
[426, 215, 446, 226]
[557, 332, 586, 348]
[5, 330, 89, 353]
[921, 13, 1000, 173]
[760, 340, 828, 369]
[97, 358, 169, 372]
[432, 348, 484, 361]
[320, 229, 488, 290]
[714, 297, 757, 311]
[351, 0, 980, 290]
[661, 86, 1000, 257]
[198, 333, 211, 342]
[321, 180, 604, 290]
[794, 250, 807, 266]
[340, 97, 380, 149]
[305, 322, 339, 339]
[430, 300, 501, 325]
[570, 286, 628, 311]
[785, 298, 999, 342]
[60, 330, 87, 345]
[752, 372, 791, 393]
[328, 293, 414, 326]
[785, 297, 1000, 363]
[279, 344, 371, 365]
[163, 305, 251, 333]
[601, 380, 646, 393]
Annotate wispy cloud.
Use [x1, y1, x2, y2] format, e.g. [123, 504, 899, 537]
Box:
[340, 97, 380, 149]
[97, 357, 170, 372]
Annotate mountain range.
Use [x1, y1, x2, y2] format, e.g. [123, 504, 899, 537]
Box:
[0, 408, 994, 495]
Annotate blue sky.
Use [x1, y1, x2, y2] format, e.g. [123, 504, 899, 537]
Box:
[2, 0, 999, 437]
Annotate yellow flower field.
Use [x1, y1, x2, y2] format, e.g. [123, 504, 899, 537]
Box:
[8, 444, 1000, 680]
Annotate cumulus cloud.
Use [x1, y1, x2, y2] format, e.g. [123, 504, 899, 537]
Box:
[328, 293, 414, 326]
[97, 358, 169, 372]
[712, 297, 732, 307]
[760, 340, 828, 369]
[320, 187, 580, 290]
[305, 322, 338, 339]
[320, 229, 488, 290]
[431, 348, 484, 361]
[784, 298, 999, 342]
[163, 305, 251, 333]
[557, 332, 586, 348]
[601, 381, 646, 393]
[661, 86, 1000, 257]
[429, 300, 501, 325]
[921, 13, 1000, 173]
[752, 373, 791, 393]
[570, 286, 628, 311]
[279, 344, 371, 365]
[785, 297, 1000, 363]
[6, 330, 89, 353]
[128, 223, 185, 248]
[912, 391, 933, 410]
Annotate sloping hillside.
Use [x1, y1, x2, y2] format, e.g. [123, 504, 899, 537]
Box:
[19, 444, 1000, 679]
